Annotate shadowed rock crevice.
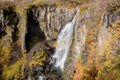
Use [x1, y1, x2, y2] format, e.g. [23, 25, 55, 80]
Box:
[2, 7, 22, 64]
[25, 6, 46, 52]
[0, 7, 19, 39]
[3, 7, 19, 26]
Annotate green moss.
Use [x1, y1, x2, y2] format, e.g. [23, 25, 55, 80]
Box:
[0, 39, 26, 80]
[0, 43, 13, 67]
[2, 55, 26, 80]
[30, 50, 47, 68]
[97, 61, 120, 80]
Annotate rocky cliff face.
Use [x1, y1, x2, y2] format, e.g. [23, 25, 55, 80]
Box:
[26, 5, 76, 51]
[0, 0, 120, 80]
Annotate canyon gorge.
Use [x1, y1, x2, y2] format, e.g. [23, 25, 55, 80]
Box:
[0, 0, 120, 80]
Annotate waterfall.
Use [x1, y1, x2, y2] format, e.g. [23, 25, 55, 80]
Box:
[38, 76, 44, 80]
[53, 14, 77, 70]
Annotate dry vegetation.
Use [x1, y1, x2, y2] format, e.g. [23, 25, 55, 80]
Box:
[73, 13, 120, 80]
[0, 0, 119, 80]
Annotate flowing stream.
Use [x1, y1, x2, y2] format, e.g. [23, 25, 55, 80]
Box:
[53, 14, 77, 71]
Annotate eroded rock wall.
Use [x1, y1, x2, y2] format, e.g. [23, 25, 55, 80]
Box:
[0, 1, 119, 79]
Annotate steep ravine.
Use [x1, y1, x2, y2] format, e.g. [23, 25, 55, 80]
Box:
[0, 1, 120, 80]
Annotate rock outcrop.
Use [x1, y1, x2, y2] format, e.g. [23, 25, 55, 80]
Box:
[0, 0, 119, 80]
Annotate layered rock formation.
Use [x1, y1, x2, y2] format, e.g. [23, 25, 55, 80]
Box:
[0, 0, 120, 80]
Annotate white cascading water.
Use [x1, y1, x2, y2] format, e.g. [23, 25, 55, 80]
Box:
[53, 13, 77, 71]
[38, 76, 44, 80]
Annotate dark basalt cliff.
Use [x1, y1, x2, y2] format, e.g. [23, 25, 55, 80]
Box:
[0, 0, 120, 80]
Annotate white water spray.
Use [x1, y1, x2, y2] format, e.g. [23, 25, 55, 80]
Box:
[53, 13, 77, 70]
[38, 76, 44, 80]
